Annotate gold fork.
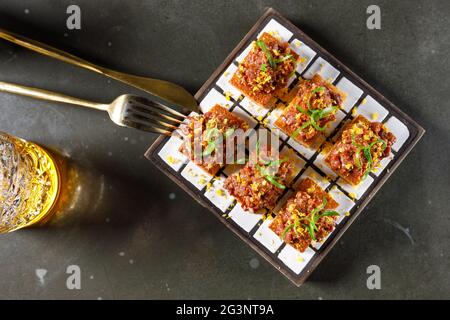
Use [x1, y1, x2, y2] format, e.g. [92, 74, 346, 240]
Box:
[0, 28, 198, 112]
[0, 81, 186, 136]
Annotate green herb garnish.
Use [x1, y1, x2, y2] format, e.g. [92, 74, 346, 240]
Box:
[351, 134, 387, 179]
[260, 63, 267, 72]
[317, 105, 339, 118]
[293, 105, 328, 134]
[253, 138, 288, 189]
[274, 54, 294, 63]
[264, 175, 286, 189]
[309, 109, 326, 132]
[291, 121, 312, 139]
[256, 40, 276, 69]
[291, 86, 338, 136]
[306, 197, 328, 239]
[256, 38, 296, 71]
[202, 143, 216, 156]
[281, 197, 340, 241]
[308, 209, 340, 240]
[265, 157, 289, 167]
[295, 104, 310, 115]
[255, 157, 289, 189]
[202, 127, 221, 156]
[281, 224, 294, 239]
[307, 86, 325, 109]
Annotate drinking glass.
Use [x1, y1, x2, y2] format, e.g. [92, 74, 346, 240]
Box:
[0, 132, 60, 233]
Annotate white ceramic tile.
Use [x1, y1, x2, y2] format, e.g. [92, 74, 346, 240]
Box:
[265, 105, 288, 140]
[373, 155, 393, 176]
[303, 57, 340, 83]
[280, 146, 306, 183]
[216, 64, 243, 101]
[290, 39, 317, 74]
[294, 166, 330, 190]
[199, 88, 232, 113]
[158, 136, 188, 171]
[180, 161, 213, 190]
[258, 19, 293, 42]
[384, 116, 410, 152]
[354, 95, 389, 121]
[228, 203, 262, 232]
[232, 106, 258, 129]
[278, 245, 315, 274]
[253, 219, 284, 253]
[287, 138, 317, 160]
[323, 109, 346, 137]
[239, 97, 271, 118]
[329, 186, 355, 224]
[335, 77, 363, 112]
[235, 43, 253, 63]
[204, 175, 235, 212]
[337, 175, 374, 200]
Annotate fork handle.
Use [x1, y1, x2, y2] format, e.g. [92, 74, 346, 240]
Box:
[0, 28, 104, 74]
[0, 81, 108, 111]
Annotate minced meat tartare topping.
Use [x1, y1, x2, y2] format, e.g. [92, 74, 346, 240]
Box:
[235, 32, 297, 95]
[326, 115, 396, 184]
[275, 75, 344, 145]
[224, 148, 292, 212]
[179, 104, 249, 174]
[270, 178, 339, 252]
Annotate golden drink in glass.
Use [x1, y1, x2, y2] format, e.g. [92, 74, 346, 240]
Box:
[0, 132, 60, 233]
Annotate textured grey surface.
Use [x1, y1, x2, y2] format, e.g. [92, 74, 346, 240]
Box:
[0, 0, 449, 299]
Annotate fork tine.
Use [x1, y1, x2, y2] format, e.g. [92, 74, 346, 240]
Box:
[130, 101, 186, 124]
[158, 112, 184, 124]
[123, 120, 173, 136]
[128, 104, 183, 125]
[124, 113, 179, 131]
[126, 107, 180, 128]
[130, 98, 187, 119]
